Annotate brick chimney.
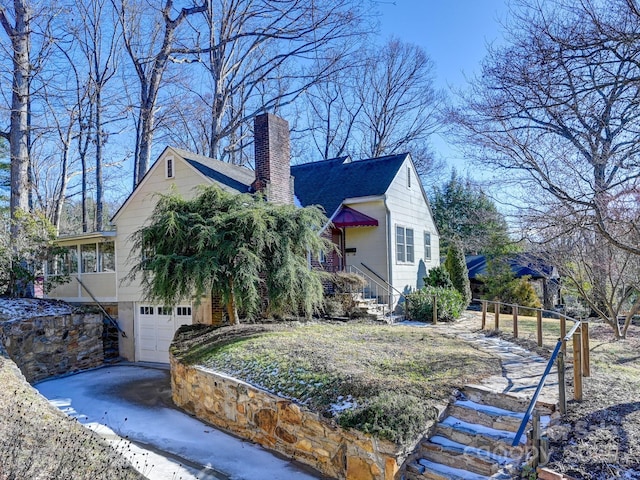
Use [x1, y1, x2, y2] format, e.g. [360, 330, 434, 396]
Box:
[252, 113, 293, 205]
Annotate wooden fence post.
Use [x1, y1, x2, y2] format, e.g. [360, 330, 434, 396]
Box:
[581, 322, 590, 377]
[531, 410, 541, 468]
[536, 310, 543, 347]
[573, 329, 583, 401]
[494, 304, 500, 331]
[560, 316, 567, 354]
[481, 300, 487, 329]
[432, 295, 438, 325]
[557, 350, 567, 414]
[513, 305, 519, 338]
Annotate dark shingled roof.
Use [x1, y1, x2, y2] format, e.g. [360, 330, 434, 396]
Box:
[172, 148, 255, 194]
[290, 153, 408, 215]
[466, 254, 558, 280]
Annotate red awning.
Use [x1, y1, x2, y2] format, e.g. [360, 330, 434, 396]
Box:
[332, 206, 379, 228]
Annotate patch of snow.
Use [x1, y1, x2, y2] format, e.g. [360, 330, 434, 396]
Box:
[441, 416, 526, 444]
[456, 399, 525, 418]
[0, 297, 74, 321]
[330, 395, 356, 415]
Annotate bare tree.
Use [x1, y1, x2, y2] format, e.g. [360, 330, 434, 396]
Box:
[451, 0, 640, 256]
[304, 58, 363, 160]
[73, 0, 122, 230]
[302, 38, 444, 179]
[160, 0, 369, 166]
[115, 0, 206, 186]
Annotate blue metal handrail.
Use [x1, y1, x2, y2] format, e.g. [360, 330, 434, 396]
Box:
[511, 320, 582, 446]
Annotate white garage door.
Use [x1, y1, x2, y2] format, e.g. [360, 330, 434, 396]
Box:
[137, 304, 193, 363]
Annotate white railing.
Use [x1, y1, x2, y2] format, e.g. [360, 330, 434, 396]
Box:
[347, 264, 405, 318]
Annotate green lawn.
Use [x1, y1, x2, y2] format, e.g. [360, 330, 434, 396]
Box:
[172, 321, 502, 444]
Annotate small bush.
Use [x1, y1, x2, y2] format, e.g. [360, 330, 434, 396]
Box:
[423, 266, 453, 289]
[329, 272, 367, 293]
[337, 392, 436, 444]
[482, 273, 541, 314]
[406, 287, 465, 322]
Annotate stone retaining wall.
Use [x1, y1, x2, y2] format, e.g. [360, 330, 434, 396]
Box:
[171, 358, 410, 480]
[0, 313, 104, 382]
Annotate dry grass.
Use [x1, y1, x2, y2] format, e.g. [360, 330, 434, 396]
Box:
[173, 320, 502, 444]
[0, 354, 143, 480]
[482, 311, 569, 351]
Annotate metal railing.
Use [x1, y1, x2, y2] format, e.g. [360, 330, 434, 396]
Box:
[346, 263, 407, 316]
[473, 299, 590, 449]
[75, 276, 126, 337]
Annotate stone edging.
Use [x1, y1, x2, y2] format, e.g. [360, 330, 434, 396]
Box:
[170, 356, 428, 480]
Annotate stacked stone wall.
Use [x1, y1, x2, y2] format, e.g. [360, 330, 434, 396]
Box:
[171, 358, 410, 480]
[0, 313, 104, 382]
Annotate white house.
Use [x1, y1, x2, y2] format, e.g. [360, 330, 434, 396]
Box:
[46, 113, 439, 363]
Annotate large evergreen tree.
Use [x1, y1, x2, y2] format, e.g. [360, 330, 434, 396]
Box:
[127, 185, 332, 324]
[445, 241, 472, 307]
[431, 170, 509, 255]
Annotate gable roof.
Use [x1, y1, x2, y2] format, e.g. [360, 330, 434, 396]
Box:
[291, 153, 408, 215]
[111, 147, 255, 222]
[173, 148, 254, 194]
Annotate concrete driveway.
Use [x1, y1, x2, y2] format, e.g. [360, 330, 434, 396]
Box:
[35, 364, 323, 480]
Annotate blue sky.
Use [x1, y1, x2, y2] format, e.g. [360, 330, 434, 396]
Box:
[376, 0, 509, 173]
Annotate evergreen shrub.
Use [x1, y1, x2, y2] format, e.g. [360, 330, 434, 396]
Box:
[406, 286, 465, 322]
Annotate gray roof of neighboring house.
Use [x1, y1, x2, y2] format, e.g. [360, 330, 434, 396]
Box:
[290, 154, 409, 215]
[466, 254, 559, 280]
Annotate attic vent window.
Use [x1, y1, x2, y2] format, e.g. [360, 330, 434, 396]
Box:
[166, 157, 174, 178]
[407, 166, 411, 188]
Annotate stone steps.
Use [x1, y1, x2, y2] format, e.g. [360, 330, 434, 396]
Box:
[403, 387, 534, 479]
[435, 416, 525, 457]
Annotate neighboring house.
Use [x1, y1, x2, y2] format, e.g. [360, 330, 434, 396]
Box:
[46, 113, 439, 363]
[466, 254, 560, 309]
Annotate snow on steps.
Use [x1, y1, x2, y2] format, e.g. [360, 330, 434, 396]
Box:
[403, 385, 548, 479]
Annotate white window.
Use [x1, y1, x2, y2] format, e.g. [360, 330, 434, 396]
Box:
[424, 232, 431, 260]
[80, 241, 115, 273]
[81, 244, 97, 273]
[98, 242, 115, 272]
[177, 306, 192, 316]
[396, 226, 415, 263]
[158, 306, 172, 315]
[47, 247, 78, 276]
[140, 306, 154, 315]
[166, 157, 174, 178]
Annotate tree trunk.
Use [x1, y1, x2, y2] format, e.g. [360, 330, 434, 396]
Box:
[225, 277, 240, 325]
[1, 0, 32, 242]
[95, 88, 103, 231]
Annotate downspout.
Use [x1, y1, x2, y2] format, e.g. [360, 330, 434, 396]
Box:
[384, 197, 393, 308]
